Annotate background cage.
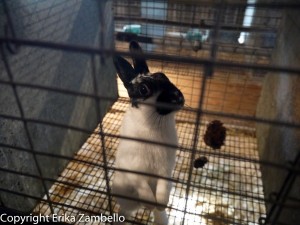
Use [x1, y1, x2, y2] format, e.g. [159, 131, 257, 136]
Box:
[0, 0, 299, 225]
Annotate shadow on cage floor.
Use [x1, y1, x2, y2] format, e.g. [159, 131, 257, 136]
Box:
[34, 98, 266, 225]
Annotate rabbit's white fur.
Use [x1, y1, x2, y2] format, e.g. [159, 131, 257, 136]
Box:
[113, 94, 178, 224]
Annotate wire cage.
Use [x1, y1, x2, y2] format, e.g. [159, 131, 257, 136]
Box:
[0, 0, 300, 225]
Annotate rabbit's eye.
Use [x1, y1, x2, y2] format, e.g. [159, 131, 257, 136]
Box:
[138, 83, 151, 96]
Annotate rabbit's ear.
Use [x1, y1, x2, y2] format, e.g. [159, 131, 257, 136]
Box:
[129, 41, 149, 75]
[113, 55, 138, 88]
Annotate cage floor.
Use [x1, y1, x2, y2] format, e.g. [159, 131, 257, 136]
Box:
[34, 98, 266, 225]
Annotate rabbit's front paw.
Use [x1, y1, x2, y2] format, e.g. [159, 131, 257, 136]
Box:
[156, 179, 171, 211]
[153, 209, 168, 225]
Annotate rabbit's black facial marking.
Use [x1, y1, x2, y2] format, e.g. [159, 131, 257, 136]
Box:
[126, 75, 155, 103]
[114, 41, 184, 113]
[151, 73, 184, 115]
[128, 81, 154, 107]
[139, 83, 152, 96]
[127, 73, 184, 114]
[156, 85, 184, 115]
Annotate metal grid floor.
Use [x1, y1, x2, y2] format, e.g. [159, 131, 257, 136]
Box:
[34, 98, 266, 225]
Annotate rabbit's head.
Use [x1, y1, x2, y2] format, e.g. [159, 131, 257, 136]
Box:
[114, 41, 184, 115]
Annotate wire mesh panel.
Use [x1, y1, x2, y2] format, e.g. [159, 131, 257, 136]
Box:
[0, 0, 300, 225]
[32, 99, 265, 224]
[0, 0, 117, 213]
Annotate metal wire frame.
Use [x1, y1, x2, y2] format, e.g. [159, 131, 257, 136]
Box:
[1, 37, 300, 75]
[1, 105, 299, 175]
[113, 0, 300, 9]
[113, 0, 282, 50]
[114, 16, 277, 33]
[0, 137, 298, 209]
[0, 110, 299, 225]
[1, 0, 300, 224]
[0, 37, 300, 224]
[0, 35, 300, 221]
[1, 35, 54, 216]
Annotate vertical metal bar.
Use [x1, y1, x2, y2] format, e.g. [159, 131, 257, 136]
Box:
[2, 0, 20, 54]
[2, 0, 16, 37]
[96, 1, 113, 219]
[264, 152, 300, 225]
[181, 1, 225, 224]
[99, 0, 105, 65]
[90, 54, 113, 222]
[206, 1, 224, 77]
[0, 43, 54, 214]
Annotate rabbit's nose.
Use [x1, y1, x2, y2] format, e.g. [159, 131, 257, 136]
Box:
[171, 90, 185, 106]
[156, 89, 184, 115]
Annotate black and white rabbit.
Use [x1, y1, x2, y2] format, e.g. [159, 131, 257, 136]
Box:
[112, 41, 184, 225]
